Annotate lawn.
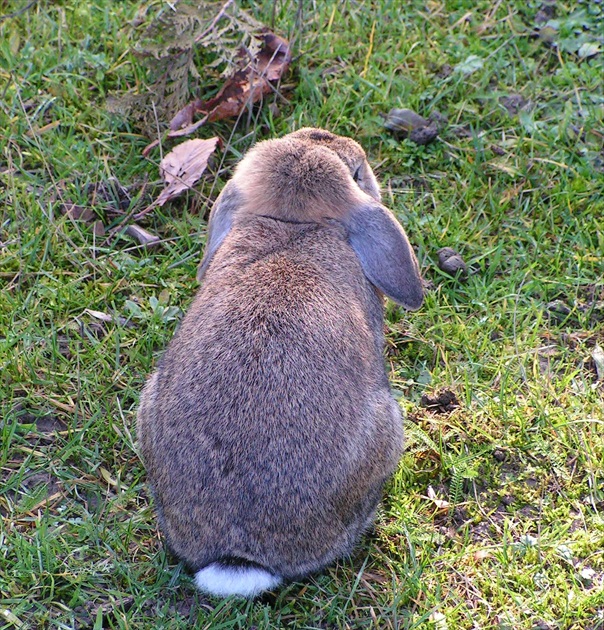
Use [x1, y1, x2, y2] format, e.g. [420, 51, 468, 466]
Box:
[1, 0, 603, 628]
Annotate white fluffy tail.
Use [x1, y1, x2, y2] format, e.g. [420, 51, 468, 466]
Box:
[194, 562, 282, 598]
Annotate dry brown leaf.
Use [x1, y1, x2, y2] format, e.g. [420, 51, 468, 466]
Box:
[168, 30, 291, 136]
[60, 203, 96, 223]
[92, 220, 106, 237]
[155, 136, 220, 207]
[125, 224, 161, 247]
[129, 0, 264, 138]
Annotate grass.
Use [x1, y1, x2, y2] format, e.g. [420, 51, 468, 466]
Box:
[1, 0, 603, 628]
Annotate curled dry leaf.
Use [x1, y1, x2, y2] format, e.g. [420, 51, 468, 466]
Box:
[125, 224, 160, 248]
[151, 137, 220, 212]
[84, 309, 114, 323]
[169, 30, 292, 136]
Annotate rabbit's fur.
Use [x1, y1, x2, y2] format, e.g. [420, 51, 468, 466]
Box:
[137, 128, 423, 598]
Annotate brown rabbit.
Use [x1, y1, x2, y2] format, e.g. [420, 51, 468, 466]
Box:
[137, 128, 423, 598]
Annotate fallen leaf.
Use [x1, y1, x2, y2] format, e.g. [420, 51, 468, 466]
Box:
[426, 485, 451, 510]
[473, 549, 492, 562]
[546, 300, 571, 321]
[537, 24, 558, 44]
[25, 120, 60, 137]
[88, 177, 132, 215]
[92, 220, 106, 237]
[499, 93, 528, 116]
[435, 63, 453, 78]
[125, 224, 161, 247]
[429, 611, 448, 630]
[499, 182, 525, 205]
[82, 308, 129, 328]
[591, 344, 604, 381]
[153, 137, 220, 208]
[408, 124, 439, 145]
[168, 30, 292, 136]
[454, 54, 484, 75]
[578, 566, 596, 585]
[46, 398, 76, 414]
[487, 158, 521, 177]
[578, 42, 600, 59]
[60, 203, 96, 223]
[84, 309, 113, 322]
[535, 2, 556, 25]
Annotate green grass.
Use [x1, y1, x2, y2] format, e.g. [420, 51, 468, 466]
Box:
[1, 0, 603, 628]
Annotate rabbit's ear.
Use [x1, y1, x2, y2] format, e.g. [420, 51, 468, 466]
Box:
[346, 203, 423, 310]
[197, 183, 240, 282]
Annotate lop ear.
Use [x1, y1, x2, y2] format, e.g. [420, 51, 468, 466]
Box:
[197, 183, 240, 282]
[346, 202, 423, 310]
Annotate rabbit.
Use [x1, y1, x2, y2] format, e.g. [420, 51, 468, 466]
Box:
[137, 127, 423, 599]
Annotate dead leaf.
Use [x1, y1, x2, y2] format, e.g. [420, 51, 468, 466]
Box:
[125, 224, 161, 247]
[84, 309, 113, 322]
[499, 93, 528, 116]
[591, 344, 604, 381]
[429, 611, 448, 630]
[425, 485, 451, 510]
[60, 202, 108, 236]
[92, 220, 106, 237]
[127, 0, 264, 139]
[499, 182, 525, 205]
[473, 549, 492, 562]
[535, 2, 556, 25]
[82, 308, 129, 328]
[60, 203, 96, 223]
[0, 608, 24, 628]
[168, 30, 292, 136]
[149, 137, 219, 211]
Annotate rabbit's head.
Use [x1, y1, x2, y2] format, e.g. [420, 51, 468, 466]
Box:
[288, 127, 381, 202]
[198, 128, 423, 310]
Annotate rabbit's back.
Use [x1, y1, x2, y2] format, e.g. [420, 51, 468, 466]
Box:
[138, 215, 403, 576]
